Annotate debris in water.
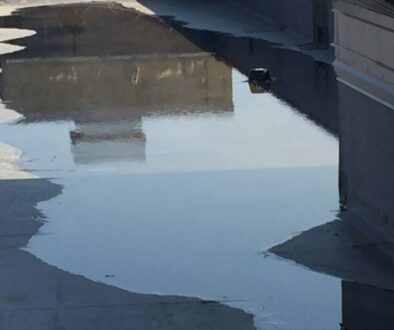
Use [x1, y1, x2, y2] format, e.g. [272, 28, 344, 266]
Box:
[248, 68, 273, 93]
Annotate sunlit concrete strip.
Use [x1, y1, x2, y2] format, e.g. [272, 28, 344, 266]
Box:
[0, 27, 36, 55]
[0, 27, 36, 42]
[0, 27, 33, 179]
[0, 142, 36, 179]
[0, 107, 22, 124]
[0, 85, 23, 124]
[0, 21, 37, 179]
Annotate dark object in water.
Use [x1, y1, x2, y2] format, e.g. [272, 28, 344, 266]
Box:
[248, 68, 272, 84]
[248, 68, 272, 94]
[248, 81, 270, 94]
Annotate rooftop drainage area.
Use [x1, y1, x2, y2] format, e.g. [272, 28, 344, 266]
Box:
[0, 1, 393, 330]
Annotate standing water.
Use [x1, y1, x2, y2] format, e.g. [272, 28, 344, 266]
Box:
[0, 3, 340, 329]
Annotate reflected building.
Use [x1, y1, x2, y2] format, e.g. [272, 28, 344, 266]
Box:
[154, 16, 339, 135]
[0, 3, 201, 57]
[271, 1, 394, 329]
[0, 3, 233, 165]
[2, 1, 393, 327]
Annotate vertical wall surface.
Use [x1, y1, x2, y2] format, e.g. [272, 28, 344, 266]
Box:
[335, 0, 394, 241]
[339, 84, 394, 239]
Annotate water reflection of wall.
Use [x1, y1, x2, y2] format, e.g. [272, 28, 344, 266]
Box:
[0, 3, 202, 58]
[342, 281, 394, 330]
[162, 23, 339, 135]
[2, 54, 232, 116]
[0, 3, 234, 165]
[225, 0, 334, 45]
[1, 53, 232, 164]
[212, 38, 338, 134]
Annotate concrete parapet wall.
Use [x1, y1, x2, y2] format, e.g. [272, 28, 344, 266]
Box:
[339, 83, 394, 242]
[334, 0, 394, 85]
[336, 1, 394, 243]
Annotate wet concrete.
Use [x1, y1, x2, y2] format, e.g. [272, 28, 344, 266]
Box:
[0, 2, 341, 329]
[0, 1, 392, 329]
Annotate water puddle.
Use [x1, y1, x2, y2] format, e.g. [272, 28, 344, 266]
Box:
[0, 2, 341, 329]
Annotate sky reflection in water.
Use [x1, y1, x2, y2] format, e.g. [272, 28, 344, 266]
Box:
[0, 69, 342, 329]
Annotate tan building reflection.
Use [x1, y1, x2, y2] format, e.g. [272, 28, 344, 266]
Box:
[0, 4, 233, 164]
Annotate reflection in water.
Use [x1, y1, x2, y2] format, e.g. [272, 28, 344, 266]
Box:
[0, 3, 233, 166]
[3, 0, 393, 329]
[0, 142, 35, 179]
[0, 2, 344, 329]
[1, 53, 232, 164]
[58, 6, 85, 55]
[2, 55, 232, 116]
[157, 18, 339, 135]
[270, 1, 394, 329]
[342, 281, 394, 330]
[0, 3, 341, 329]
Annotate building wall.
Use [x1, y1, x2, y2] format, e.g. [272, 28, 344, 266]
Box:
[339, 83, 394, 240]
[334, 0, 394, 88]
[335, 1, 394, 242]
